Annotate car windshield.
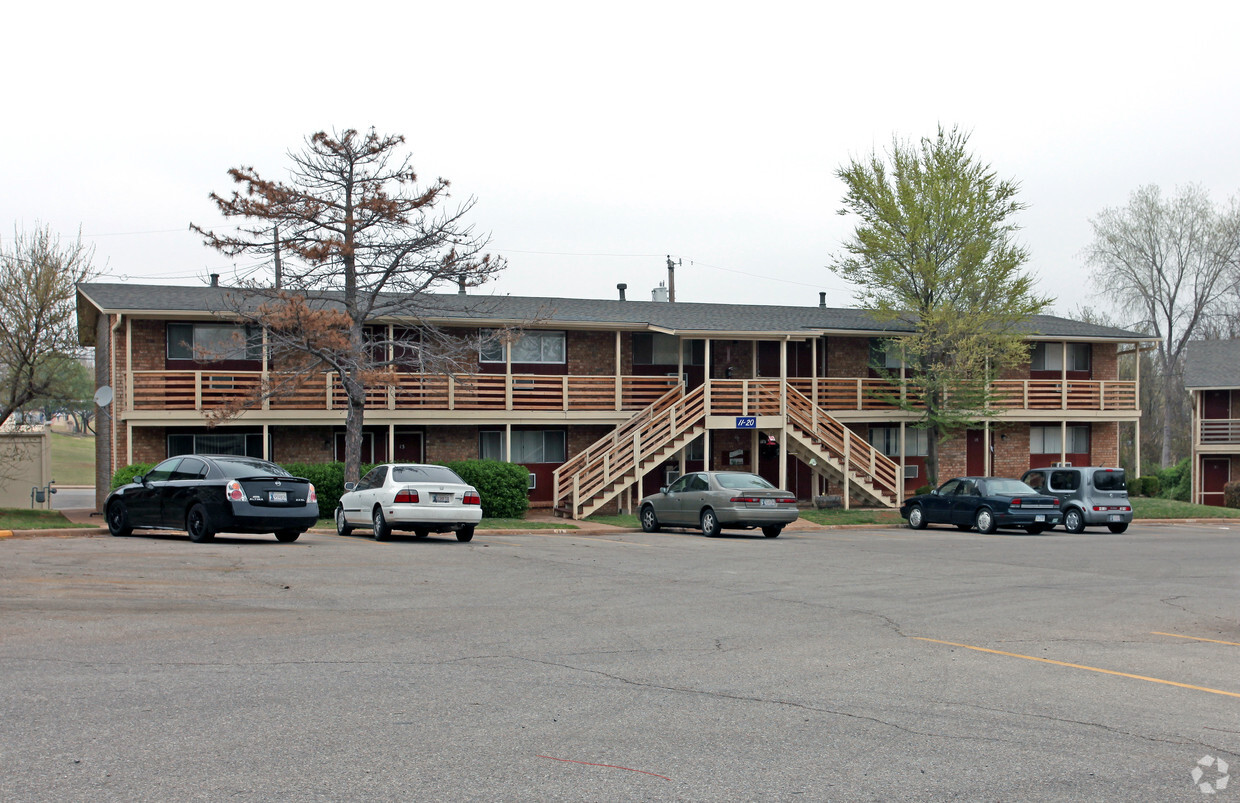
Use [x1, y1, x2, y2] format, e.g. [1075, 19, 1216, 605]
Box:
[211, 458, 293, 478]
[985, 479, 1039, 496]
[391, 465, 465, 484]
[714, 473, 776, 490]
[1093, 469, 1126, 491]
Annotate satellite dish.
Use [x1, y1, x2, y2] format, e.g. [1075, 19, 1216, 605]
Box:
[94, 386, 114, 408]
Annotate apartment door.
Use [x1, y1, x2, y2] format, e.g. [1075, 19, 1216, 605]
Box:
[966, 430, 986, 475]
[1202, 458, 1230, 507]
[1203, 390, 1231, 420]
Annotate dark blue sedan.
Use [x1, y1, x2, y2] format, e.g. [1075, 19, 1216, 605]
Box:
[899, 477, 1062, 534]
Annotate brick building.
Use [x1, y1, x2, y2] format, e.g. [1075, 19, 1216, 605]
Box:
[76, 283, 1155, 517]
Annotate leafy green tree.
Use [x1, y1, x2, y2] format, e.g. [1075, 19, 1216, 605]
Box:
[830, 126, 1051, 485]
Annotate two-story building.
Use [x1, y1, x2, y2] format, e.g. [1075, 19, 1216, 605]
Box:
[1184, 339, 1240, 506]
[76, 282, 1155, 518]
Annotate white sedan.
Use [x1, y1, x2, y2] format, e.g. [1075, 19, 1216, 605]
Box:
[336, 463, 483, 541]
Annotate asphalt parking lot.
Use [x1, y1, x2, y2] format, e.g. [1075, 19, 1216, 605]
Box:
[2, 522, 1238, 801]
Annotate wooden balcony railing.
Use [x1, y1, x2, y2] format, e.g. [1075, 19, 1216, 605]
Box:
[1199, 419, 1240, 445]
[130, 370, 1138, 415]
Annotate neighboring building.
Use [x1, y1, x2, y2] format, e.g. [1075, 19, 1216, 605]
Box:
[1184, 339, 1240, 506]
[76, 282, 1155, 517]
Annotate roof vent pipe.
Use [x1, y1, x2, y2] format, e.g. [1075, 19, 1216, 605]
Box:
[458, 276, 467, 295]
[819, 291, 826, 308]
[617, 283, 627, 301]
[210, 273, 220, 287]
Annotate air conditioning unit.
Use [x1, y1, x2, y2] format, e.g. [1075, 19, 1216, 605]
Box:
[1052, 462, 1073, 467]
[903, 465, 919, 479]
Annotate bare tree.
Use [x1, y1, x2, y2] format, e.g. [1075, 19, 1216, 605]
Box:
[191, 128, 506, 482]
[0, 224, 97, 429]
[1086, 184, 1240, 467]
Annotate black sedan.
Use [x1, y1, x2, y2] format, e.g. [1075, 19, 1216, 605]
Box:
[899, 477, 1062, 534]
[105, 455, 319, 543]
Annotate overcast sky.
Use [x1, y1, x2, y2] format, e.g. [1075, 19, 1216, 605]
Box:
[4, 2, 1237, 321]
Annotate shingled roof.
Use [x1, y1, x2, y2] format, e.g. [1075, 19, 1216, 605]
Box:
[76, 282, 1154, 345]
[1184, 340, 1240, 389]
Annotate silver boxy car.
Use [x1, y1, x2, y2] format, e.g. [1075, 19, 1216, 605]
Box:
[638, 470, 799, 538]
[1019, 466, 1133, 533]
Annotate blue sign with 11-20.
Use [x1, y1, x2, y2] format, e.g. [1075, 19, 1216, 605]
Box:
[735, 417, 756, 429]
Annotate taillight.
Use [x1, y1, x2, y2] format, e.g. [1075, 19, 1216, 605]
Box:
[394, 488, 419, 504]
[464, 492, 481, 506]
[308, 483, 317, 503]
[226, 480, 244, 502]
[731, 496, 760, 503]
[1011, 497, 1023, 506]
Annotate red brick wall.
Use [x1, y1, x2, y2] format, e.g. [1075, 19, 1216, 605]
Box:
[937, 430, 967, 480]
[711, 341, 754, 379]
[1093, 343, 1118, 381]
[991, 425, 1031, 478]
[131, 427, 166, 464]
[272, 427, 334, 463]
[827, 337, 870, 377]
[131, 319, 165, 371]
[568, 332, 617, 375]
[1091, 421, 1119, 465]
[426, 425, 480, 463]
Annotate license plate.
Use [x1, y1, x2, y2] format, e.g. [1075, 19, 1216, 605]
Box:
[1108, 514, 1122, 522]
[432, 493, 451, 503]
[1035, 514, 1045, 522]
[761, 498, 775, 507]
[269, 490, 288, 503]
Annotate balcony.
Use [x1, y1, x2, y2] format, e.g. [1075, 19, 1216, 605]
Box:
[1199, 419, 1240, 445]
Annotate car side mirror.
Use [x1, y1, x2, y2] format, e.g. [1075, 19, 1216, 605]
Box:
[133, 475, 145, 485]
[659, 486, 669, 494]
[343, 482, 356, 492]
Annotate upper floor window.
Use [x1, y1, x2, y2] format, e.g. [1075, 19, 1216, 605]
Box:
[869, 339, 906, 371]
[168, 322, 262, 362]
[868, 426, 928, 457]
[480, 330, 566, 364]
[632, 334, 704, 365]
[1030, 425, 1090, 454]
[1031, 342, 1091, 372]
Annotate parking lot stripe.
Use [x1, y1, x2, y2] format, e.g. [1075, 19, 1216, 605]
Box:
[1151, 631, 1240, 647]
[914, 637, 1240, 699]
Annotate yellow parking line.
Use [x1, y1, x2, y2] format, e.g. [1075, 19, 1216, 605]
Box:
[1152, 631, 1240, 647]
[914, 637, 1240, 699]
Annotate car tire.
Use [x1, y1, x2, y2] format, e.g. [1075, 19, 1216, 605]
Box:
[372, 507, 391, 541]
[335, 507, 353, 537]
[906, 505, 927, 530]
[762, 525, 782, 538]
[275, 530, 301, 542]
[700, 508, 722, 537]
[1025, 525, 1047, 535]
[640, 505, 660, 533]
[413, 528, 429, 539]
[456, 525, 475, 542]
[106, 501, 132, 537]
[974, 507, 997, 534]
[1107, 522, 1129, 534]
[1064, 508, 1086, 534]
[186, 504, 215, 543]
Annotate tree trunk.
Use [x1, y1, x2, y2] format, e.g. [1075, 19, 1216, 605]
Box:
[342, 367, 366, 485]
[925, 429, 940, 488]
[1161, 357, 1175, 468]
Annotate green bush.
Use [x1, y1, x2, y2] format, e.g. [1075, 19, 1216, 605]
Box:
[1133, 476, 1158, 497]
[1154, 458, 1191, 502]
[111, 463, 155, 490]
[1224, 481, 1240, 509]
[913, 484, 935, 496]
[443, 459, 530, 519]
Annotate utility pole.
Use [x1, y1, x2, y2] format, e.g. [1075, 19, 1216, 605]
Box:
[666, 255, 680, 302]
[273, 226, 283, 289]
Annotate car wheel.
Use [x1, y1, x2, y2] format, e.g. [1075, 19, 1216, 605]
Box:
[700, 508, 722, 537]
[974, 507, 997, 534]
[275, 530, 300, 543]
[906, 505, 927, 530]
[1064, 508, 1086, 534]
[186, 504, 215, 543]
[413, 528, 429, 539]
[1025, 525, 1047, 535]
[456, 525, 475, 542]
[372, 507, 391, 541]
[1107, 522, 1129, 534]
[640, 505, 660, 533]
[335, 507, 353, 537]
[106, 501, 132, 537]
[762, 525, 782, 538]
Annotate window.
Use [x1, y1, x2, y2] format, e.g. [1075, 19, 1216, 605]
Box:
[632, 334, 704, 365]
[478, 430, 567, 463]
[869, 339, 905, 371]
[480, 329, 565, 364]
[168, 432, 264, 458]
[1031, 342, 1091, 372]
[171, 457, 208, 481]
[868, 427, 928, 457]
[355, 465, 388, 491]
[167, 322, 262, 362]
[1030, 425, 1089, 454]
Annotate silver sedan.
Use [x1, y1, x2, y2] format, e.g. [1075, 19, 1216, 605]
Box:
[638, 471, 799, 538]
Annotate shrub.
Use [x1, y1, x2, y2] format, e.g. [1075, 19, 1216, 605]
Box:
[913, 484, 935, 497]
[1225, 481, 1240, 509]
[280, 461, 376, 517]
[443, 459, 530, 519]
[111, 463, 155, 490]
[1154, 457, 1191, 502]
[1137, 476, 1161, 497]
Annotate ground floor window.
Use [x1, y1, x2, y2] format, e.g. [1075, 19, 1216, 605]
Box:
[1030, 425, 1089, 455]
[479, 429, 567, 463]
[868, 426, 928, 457]
[168, 432, 264, 458]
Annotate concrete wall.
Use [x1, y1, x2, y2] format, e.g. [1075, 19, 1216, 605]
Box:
[0, 431, 53, 508]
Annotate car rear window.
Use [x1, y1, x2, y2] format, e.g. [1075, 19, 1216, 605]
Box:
[212, 458, 293, 478]
[714, 473, 776, 490]
[1049, 470, 1081, 491]
[1092, 469, 1126, 491]
[392, 465, 465, 484]
[985, 479, 1038, 496]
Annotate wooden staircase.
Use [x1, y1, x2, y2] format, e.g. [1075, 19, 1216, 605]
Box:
[552, 381, 901, 519]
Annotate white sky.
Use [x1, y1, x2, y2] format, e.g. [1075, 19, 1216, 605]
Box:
[4, 1, 1238, 321]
